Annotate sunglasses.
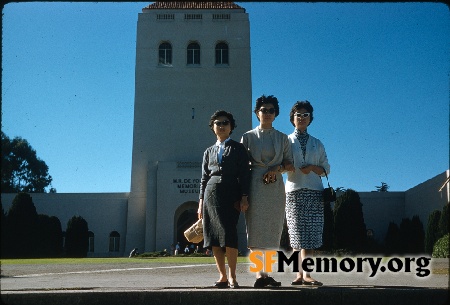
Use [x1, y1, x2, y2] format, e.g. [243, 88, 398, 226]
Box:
[295, 112, 311, 118]
[259, 108, 276, 114]
[214, 120, 230, 126]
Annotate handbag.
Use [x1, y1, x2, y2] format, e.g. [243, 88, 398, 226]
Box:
[184, 218, 203, 243]
[322, 170, 336, 202]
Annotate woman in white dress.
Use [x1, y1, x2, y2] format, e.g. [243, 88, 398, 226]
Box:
[241, 95, 294, 287]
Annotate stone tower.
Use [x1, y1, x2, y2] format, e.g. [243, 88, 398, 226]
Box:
[126, 2, 252, 253]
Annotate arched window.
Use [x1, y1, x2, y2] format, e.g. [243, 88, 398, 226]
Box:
[187, 42, 200, 65]
[88, 231, 95, 252]
[215, 42, 229, 65]
[109, 231, 120, 252]
[159, 42, 172, 65]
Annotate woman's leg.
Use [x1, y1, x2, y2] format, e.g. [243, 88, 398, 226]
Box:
[301, 249, 316, 281]
[212, 246, 228, 282]
[292, 248, 303, 282]
[225, 247, 238, 284]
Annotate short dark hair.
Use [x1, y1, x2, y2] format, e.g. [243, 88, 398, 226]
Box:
[254, 95, 280, 120]
[209, 110, 236, 135]
[289, 100, 314, 127]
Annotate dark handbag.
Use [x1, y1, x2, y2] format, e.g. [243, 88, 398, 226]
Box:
[184, 219, 203, 243]
[322, 170, 336, 202]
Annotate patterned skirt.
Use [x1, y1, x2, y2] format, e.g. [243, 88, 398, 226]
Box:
[285, 189, 324, 250]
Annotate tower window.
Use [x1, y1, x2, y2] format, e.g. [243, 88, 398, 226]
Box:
[157, 14, 174, 20]
[215, 42, 229, 65]
[159, 42, 172, 65]
[187, 42, 200, 65]
[213, 14, 230, 20]
[185, 14, 202, 20]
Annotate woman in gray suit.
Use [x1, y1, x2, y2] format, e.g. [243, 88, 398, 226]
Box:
[198, 110, 250, 289]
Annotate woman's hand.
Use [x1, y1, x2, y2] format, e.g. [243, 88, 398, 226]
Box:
[263, 167, 278, 184]
[197, 199, 203, 219]
[240, 196, 249, 212]
[300, 165, 324, 175]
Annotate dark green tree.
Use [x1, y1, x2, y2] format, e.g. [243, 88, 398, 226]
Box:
[399, 216, 425, 254]
[65, 216, 89, 257]
[5, 193, 39, 257]
[36, 214, 63, 257]
[333, 189, 367, 252]
[375, 182, 389, 192]
[320, 201, 334, 251]
[410, 215, 425, 254]
[425, 210, 442, 254]
[438, 202, 449, 238]
[384, 221, 401, 255]
[1, 132, 53, 193]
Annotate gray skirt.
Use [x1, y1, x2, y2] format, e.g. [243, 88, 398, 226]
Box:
[285, 189, 324, 250]
[245, 168, 286, 249]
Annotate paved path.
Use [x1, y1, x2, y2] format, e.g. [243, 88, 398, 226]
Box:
[1, 258, 448, 305]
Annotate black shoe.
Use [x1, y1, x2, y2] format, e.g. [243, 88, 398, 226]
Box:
[253, 277, 266, 288]
[291, 279, 303, 286]
[264, 276, 281, 287]
[302, 280, 323, 286]
[213, 280, 229, 288]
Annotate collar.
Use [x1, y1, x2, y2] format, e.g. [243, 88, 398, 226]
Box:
[216, 137, 231, 146]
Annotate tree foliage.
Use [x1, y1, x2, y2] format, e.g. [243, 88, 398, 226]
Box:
[384, 221, 401, 255]
[399, 216, 425, 254]
[375, 182, 389, 192]
[65, 216, 89, 258]
[1, 132, 53, 193]
[320, 201, 334, 251]
[4, 193, 39, 257]
[1, 193, 63, 258]
[432, 233, 449, 258]
[333, 189, 367, 252]
[438, 202, 449, 238]
[36, 214, 63, 257]
[425, 210, 442, 254]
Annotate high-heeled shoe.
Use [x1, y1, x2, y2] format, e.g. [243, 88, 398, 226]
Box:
[213, 280, 229, 288]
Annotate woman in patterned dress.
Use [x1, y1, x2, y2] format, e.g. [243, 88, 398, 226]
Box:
[241, 95, 294, 287]
[285, 101, 330, 286]
[198, 110, 250, 289]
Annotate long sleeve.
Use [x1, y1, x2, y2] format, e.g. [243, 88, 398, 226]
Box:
[199, 149, 210, 200]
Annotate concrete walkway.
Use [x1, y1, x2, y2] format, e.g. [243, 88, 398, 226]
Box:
[1, 258, 448, 305]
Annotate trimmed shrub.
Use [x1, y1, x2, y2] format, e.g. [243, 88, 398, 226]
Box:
[5, 193, 39, 258]
[36, 214, 63, 257]
[432, 233, 449, 258]
[333, 189, 367, 252]
[320, 201, 334, 251]
[399, 216, 425, 255]
[65, 216, 89, 257]
[384, 222, 401, 255]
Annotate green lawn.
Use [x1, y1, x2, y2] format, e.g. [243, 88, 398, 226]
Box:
[0, 256, 250, 265]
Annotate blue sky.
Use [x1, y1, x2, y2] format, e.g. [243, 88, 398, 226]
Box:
[2, 2, 449, 193]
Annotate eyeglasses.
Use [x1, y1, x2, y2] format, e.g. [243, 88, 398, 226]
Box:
[259, 108, 276, 114]
[295, 112, 310, 118]
[214, 120, 230, 126]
